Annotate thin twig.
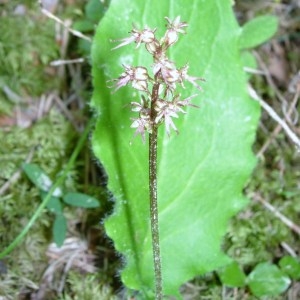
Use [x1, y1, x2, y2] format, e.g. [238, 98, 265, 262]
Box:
[254, 51, 299, 125]
[248, 85, 300, 151]
[280, 241, 297, 257]
[38, 0, 91, 42]
[2, 85, 24, 103]
[253, 194, 300, 236]
[253, 51, 287, 104]
[243, 66, 266, 75]
[52, 94, 81, 131]
[283, 86, 300, 126]
[50, 58, 85, 66]
[257, 86, 300, 157]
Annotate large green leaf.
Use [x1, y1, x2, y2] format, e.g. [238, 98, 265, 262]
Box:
[247, 262, 291, 297]
[91, 0, 265, 297]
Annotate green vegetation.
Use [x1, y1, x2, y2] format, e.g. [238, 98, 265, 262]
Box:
[0, 0, 299, 299]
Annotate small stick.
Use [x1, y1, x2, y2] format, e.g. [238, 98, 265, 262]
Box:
[52, 94, 80, 131]
[253, 51, 287, 105]
[50, 58, 85, 66]
[280, 241, 297, 257]
[257, 87, 300, 157]
[253, 194, 300, 236]
[38, 0, 92, 42]
[248, 85, 300, 151]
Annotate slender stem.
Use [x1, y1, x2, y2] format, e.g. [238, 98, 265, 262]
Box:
[149, 82, 163, 299]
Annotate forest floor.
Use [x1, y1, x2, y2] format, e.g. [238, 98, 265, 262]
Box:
[0, 0, 299, 299]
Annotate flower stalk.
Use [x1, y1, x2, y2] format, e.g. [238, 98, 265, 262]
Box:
[110, 16, 204, 299]
[149, 80, 162, 299]
[149, 125, 162, 299]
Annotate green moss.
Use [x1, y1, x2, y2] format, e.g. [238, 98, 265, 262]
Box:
[0, 10, 60, 113]
[60, 272, 116, 300]
[224, 142, 300, 268]
[0, 110, 75, 181]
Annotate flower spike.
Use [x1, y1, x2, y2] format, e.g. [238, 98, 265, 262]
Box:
[109, 16, 204, 140]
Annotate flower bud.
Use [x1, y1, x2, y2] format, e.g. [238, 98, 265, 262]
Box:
[139, 28, 156, 43]
[134, 67, 149, 81]
[146, 40, 160, 55]
[163, 29, 178, 47]
[132, 79, 148, 92]
[112, 27, 157, 50]
[162, 67, 180, 83]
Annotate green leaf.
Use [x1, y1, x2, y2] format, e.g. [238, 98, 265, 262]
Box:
[22, 163, 62, 197]
[91, 0, 261, 297]
[53, 214, 67, 247]
[279, 256, 300, 280]
[85, 0, 106, 23]
[73, 20, 95, 32]
[63, 192, 100, 208]
[77, 39, 92, 57]
[217, 261, 246, 287]
[40, 191, 63, 214]
[239, 15, 278, 49]
[247, 262, 291, 297]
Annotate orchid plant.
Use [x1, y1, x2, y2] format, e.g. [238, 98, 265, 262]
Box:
[110, 16, 204, 299]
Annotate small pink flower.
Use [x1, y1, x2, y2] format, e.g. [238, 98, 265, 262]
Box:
[163, 16, 188, 47]
[145, 39, 160, 55]
[130, 117, 151, 142]
[172, 94, 199, 109]
[112, 66, 150, 92]
[131, 96, 150, 113]
[111, 35, 136, 51]
[154, 94, 199, 136]
[179, 65, 205, 91]
[161, 66, 180, 84]
[154, 99, 180, 135]
[112, 27, 157, 50]
[153, 58, 179, 92]
[111, 66, 133, 92]
[134, 66, 149, 81]
[138, 27, 157, 45]
[165, 16, 188, 34]
[164, 112, 179, 135]
[131, 80, 148, 92]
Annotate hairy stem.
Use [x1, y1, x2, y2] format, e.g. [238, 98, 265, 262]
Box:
[149, 126, 162, 299]
[149, 82, 162, 299]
